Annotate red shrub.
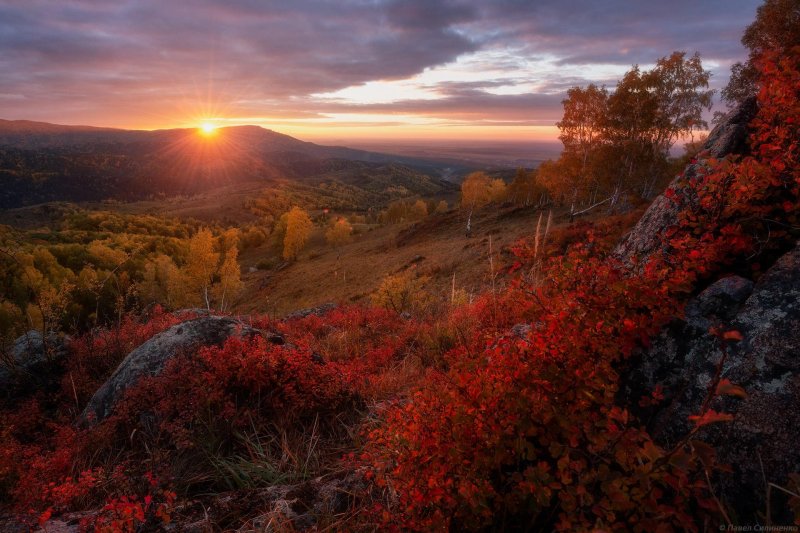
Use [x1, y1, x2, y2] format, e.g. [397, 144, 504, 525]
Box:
[360, 48, 800, 531]
[63, 307, 181, 411]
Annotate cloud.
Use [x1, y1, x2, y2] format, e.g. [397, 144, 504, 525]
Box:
[0, 0, 761, 137]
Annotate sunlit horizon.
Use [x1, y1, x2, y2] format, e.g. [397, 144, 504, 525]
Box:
[0, 1, 758, 145]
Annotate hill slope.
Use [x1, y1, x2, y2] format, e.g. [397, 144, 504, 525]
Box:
[0, 120, 463, 208]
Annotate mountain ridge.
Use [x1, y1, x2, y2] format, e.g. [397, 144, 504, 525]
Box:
[0, 119, 465, 209]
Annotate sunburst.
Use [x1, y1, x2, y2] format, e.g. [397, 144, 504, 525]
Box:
[199, 122, 217, 136]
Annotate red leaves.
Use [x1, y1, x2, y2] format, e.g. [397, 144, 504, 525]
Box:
[90, 484, 176, 533]
[709, 327, 744, 342]
[37, 508, 52, 526]
[722, 330, 744, 342]
[716, 379, 747, 399]
[360, 235, 715, 530]
[688, 410, 735, 428]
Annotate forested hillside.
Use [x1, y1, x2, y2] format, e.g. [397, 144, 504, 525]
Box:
[0, 123, 459, 208]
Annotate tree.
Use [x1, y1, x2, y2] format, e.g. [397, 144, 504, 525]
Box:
[0, 300, 23, 367]
[550, 51, 713, 205]
[139, 255, 182, 308]
[325, 218, 353, 249]
[641, 51, 714, 196]
[371, 270, 431, 315]
[509, 168, 534, 206]
[488, 179, 508, 204]
[556, 84, 609, 210]
[214, 247, 243, 312]
[723, 0, 800, 106]
[218, 228, 241, 254]
[272, 212, 289, 251]
[537, 157, 582, 208]
[648, 52, 714, 153]
[435, 200, 449, 214]
[283, 207, 313, 261]
[185, 229, 219, 310]
[461, 172, 492, 209]
[410, 200, 428, 220]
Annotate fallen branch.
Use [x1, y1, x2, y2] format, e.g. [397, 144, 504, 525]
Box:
[571, 195, 614, 218]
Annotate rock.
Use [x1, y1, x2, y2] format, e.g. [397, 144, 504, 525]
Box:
[684, 275, 754, 329]
[265, 331, 287, 345]
[82, 316, 262, 423]
[614, 97, 757, 265]
[284, 303, 337, 321]
[623, 242, 800, 520]
[0, 330, 71, 396]
[703, 98, 758, 159]
[171, 308, 210, 319]
[0, 511, 89, 533]
[511, 323, 532, 339]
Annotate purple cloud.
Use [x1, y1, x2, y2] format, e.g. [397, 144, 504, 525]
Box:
[0, 0, 761, 136]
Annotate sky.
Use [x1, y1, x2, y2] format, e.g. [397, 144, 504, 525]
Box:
[0, 0, 761, 143]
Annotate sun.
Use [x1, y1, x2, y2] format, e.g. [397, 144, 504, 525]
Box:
[199, 122, 217, 136]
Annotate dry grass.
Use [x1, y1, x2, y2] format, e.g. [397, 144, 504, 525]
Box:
[235, 204, 573, 317]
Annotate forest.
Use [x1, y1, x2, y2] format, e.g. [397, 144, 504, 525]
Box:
[0, 0, 799, 531]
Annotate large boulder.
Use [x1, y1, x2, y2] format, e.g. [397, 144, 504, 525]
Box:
[624, 242, 800, 520]
[614, 97, 757, 264]
[0, 330, 71, 397]
[82, 316, 262, 423]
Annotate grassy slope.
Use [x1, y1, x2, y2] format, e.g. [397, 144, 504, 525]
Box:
[235, 204, 570, 317]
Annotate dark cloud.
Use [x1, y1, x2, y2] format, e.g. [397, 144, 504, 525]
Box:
[0, 0, 760, 134]
[472, 0, 757, 66]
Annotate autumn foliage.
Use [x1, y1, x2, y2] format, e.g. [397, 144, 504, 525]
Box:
[359, 45, 800, 531]
[0, 34, 798, 533]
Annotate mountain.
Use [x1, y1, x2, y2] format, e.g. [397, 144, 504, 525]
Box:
[0, 120, 465, 208]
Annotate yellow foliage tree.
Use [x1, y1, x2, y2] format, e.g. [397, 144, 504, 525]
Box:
[461, 172, 492, 209]
[411, 200, 428, 220]
[488, 179, 508, 203]
[88, 241, 128, 270]
[372, 270, 432, 315]
[218, 228, 241, 254]
[325, 218, 353, 249]
[185, 229, 219, 310]
[283, 207, 313, 261]
[0, 300, 24, 363]
[139, 255, 183, 308]
[214, 247, 243, 312]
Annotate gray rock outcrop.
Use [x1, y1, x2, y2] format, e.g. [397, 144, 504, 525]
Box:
[284, 303, 337, 321]
[625, 242, 800, 519]
[81, 316, 262, 423]
[614, 97, 757, 265]
[0, 330, 71, 394]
